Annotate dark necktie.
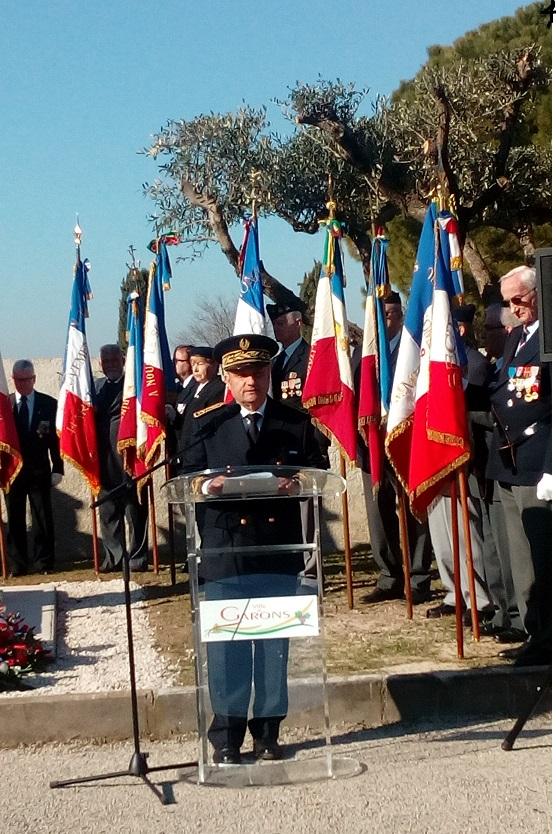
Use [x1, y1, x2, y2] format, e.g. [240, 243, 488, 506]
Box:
[244, 412, 261, 444]
[18, 395, 29, 435]
[516, 326, 529, 354]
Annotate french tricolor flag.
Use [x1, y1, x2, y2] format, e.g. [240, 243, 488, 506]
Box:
[117, 292, 147, 477]
[385, 203, 469, 518]
[140, 241, 174, 467]
[56, 246, 101, 495]
[358, 232, 393, 488]
[302, 216, 357, 465]
[0, 347, 22, 491]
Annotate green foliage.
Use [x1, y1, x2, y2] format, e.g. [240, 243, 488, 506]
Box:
[143, 3, 551, 301]
[118, 267, 149, 352]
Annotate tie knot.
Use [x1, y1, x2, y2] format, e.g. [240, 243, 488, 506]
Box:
[21, 395, 27, 402]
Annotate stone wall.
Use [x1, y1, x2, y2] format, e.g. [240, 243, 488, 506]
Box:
[2, 357, 372, 564]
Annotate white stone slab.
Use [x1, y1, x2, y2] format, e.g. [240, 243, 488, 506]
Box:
[1, 584, 57, 655]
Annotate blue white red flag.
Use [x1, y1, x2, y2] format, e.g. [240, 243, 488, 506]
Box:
[358, 231, 393, 487]
[224, 217, 271, 401]
[0, 348, 22, 492]
[302, 215, 357, 465]
[56, 249, 101, 494]
[233, 217, 270, 336]
[385, 203, 470, 518]
[117, 292, 147, 477]
[140, 241, 174, 466]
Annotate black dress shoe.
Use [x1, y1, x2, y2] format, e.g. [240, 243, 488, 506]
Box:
[253, 740, 283, 761]
[426, 603, 456, 619]
[213, 747, 241, 765]
[498, 644, 526, 660]
[361, 587, 403, 604]
[410, 589, 432, 605]
[494, 628, 527, 644]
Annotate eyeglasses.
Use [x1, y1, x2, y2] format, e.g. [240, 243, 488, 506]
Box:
[13, 376, 35, 382]
[506, 289, 536, 306]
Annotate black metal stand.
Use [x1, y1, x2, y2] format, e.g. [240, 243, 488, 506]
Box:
[50, 468, 198, 803]
[501, 671, 551, 751]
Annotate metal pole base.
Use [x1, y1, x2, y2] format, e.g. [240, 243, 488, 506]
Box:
[49, 754, 198, 804]
[501, 672, 551, 751]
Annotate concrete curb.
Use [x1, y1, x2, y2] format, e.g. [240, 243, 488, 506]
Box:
[0, 666, 549, 748]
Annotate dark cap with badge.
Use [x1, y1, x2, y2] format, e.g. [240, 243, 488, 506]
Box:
[453, 303, 476, 324]
[189, 346, 215, 360]
[214, 334, 280, 372]
[266, 303, 302, 323]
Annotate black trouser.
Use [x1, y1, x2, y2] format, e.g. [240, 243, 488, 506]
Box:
[97, 487, 148, 569]
[366, 467, 432, 593]
[7, 471, 55, 572]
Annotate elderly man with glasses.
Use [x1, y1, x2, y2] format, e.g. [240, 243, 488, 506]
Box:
[7, 359, 63, 576]
[486, 265, 551, 667]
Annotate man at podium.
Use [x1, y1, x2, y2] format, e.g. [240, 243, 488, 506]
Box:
[180, 333, 326, 765]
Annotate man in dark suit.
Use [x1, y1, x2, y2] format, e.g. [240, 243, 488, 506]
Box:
[180, 334, 325, 765]
[486, 265, 551, 667]
[359, 292, 433, 604]
[94, 344, 148, 573]
[7, 360, 63, 576]
[267, 303, 329, 579]
[267, 304, 310, 407]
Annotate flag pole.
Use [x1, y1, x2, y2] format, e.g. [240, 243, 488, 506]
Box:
[91, 498, 100, 575]
[395, 482, 414, 619]
[450, 479, 465, 658]
[0, 494, 8, 579]
[338, 456, 354, 609]
[164, 449, 176, 586]
[458, 470, 480, 640]
[327, 184, 354, 608]
[147, 478, 159, 574]
[73, 220, 101, 575]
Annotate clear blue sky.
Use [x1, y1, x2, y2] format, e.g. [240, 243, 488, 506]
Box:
[0, 1, 530, 360]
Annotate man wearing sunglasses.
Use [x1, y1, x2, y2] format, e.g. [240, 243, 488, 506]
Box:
[486, 265, 551, 667]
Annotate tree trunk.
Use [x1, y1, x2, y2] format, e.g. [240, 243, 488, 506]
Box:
[462, 237, 496, 298]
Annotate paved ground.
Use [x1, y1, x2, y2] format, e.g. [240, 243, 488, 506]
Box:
[4, 714, 551, 834]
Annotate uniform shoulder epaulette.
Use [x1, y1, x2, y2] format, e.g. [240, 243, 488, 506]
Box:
[193, 401, 226, 419]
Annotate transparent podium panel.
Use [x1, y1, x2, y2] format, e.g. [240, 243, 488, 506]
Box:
[162, 466, 362, 787]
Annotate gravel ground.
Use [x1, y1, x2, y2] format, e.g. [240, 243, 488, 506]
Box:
[3, 715, 551, 834]
[1, 580, 179, 698]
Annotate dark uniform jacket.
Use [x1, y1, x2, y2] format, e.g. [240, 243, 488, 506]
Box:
[271, 339, 310, 410]
[486, 327, 551, 485]
[180, 396, 325, 579]
[11, 391, 63, 482]
[176, 376, 225, 457]
[94, 377, 126, 489]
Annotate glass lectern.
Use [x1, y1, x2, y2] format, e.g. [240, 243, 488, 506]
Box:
[162, 465, 362, 787]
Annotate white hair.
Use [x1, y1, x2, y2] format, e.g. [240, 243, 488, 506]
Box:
[499, 265, 536, 291]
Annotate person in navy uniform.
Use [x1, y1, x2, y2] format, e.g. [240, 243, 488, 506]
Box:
[266, 303, 310, 408]
[180, 333, 325, 765]
[7, 360, 63, 576]
[487, 265, 551, 667]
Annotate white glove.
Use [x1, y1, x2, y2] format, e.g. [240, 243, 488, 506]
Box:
[536, 473, 552, 502]
[51, 472, 63, 488]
